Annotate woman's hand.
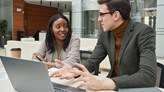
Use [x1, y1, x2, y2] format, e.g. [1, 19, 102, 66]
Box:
[32, 53, 45, 62]
[46, 62, 56, 69]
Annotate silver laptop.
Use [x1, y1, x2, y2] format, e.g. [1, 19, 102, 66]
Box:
[0, 56, 86, 92]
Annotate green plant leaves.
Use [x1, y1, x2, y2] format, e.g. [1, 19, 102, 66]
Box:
[0, 19, 8, 35]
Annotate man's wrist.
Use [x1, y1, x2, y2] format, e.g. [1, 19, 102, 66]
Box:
[101, 79, 117, 90]
[111, 79, 118, 91]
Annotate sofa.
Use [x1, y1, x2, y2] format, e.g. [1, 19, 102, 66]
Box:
[5, 40, 41, 60]
[5, 38, 110, 70]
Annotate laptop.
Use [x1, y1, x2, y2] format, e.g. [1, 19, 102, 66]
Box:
[0, 56, 86, 92]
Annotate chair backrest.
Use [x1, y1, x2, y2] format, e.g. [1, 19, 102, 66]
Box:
[21, 38, 35, 42]
[80, 50, 100, 76]
[156, 62, 164, 88]
[80, 38, 97, 51]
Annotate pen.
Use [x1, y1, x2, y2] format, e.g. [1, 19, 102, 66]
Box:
[36, 55, 42, 61]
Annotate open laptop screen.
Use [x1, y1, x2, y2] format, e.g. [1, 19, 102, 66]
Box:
[0, 56, 86, 92]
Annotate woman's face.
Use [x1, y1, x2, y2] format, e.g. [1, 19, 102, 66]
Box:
[52, 18, 69, 41]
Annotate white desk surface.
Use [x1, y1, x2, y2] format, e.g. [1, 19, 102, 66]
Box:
[0, 62, 164, 92]
[1, 76, 164, 92]
[0, 78, 114, 92]
[0, 65, 113, 92]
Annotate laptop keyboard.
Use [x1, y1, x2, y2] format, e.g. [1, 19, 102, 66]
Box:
[52, 82, 86, 92]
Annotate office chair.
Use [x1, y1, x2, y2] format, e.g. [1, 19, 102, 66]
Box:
[80, 50, 100, 76]
[156, 62, 164, 88]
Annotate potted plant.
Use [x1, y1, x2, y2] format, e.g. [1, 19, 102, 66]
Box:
[0, 19, 8, 48]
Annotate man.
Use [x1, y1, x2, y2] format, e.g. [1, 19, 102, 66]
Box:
[51, 0, 157, 91]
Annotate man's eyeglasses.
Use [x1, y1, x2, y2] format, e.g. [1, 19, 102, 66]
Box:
[99, 12, 112, 17]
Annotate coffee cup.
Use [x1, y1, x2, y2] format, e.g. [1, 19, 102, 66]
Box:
[11, 48, 21, 58]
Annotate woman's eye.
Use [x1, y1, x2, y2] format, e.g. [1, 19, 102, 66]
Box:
[55, 26, 60, 29]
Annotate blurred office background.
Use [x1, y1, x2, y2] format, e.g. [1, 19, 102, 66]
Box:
[0, 0, 164, 57]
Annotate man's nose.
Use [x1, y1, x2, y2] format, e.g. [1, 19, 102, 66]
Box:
[98, 16, 102, 23]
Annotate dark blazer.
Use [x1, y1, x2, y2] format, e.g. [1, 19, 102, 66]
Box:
[82, 19, 157, 88]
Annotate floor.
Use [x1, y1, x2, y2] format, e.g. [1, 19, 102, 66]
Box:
[0, 48, 5, 56]
[0, 48, 5, 67]
[0, 48, 6, 80]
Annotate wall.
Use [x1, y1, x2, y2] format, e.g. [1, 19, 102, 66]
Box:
[82, 0, 99, 11]
[13, 0, 58, 40]
[72, 0, 100, 38]
[156, 0, 164, 57]
[25, 4, 58, 37]
[13, 0, 24, 40]
[72, 0, 82, 37]
[0, 0, 13, 45]
[0, 0, 13, 36]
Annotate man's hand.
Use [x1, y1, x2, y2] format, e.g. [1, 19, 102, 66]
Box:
[50, 60, 76, 79]
[71, 63, 116, 91]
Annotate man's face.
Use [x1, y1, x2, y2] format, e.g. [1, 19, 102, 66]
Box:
[98, 4, 115, 32]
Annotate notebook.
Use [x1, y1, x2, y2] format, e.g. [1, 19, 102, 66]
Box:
[0, 56, 86, 92]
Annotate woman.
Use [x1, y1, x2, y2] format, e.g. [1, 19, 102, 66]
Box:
[32, 14, 81, 68]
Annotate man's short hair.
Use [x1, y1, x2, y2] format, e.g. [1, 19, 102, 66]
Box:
[98, 0, 131, 20]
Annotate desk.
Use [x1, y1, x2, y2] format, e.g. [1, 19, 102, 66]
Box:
[0, 67, 113, 92]
[0, 78, 115, 92]
[0, 78, 114, 92]
[1, 77, 164, 92]
[0, 63, 164, 92]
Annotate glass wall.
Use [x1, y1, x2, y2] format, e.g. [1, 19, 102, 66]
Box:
[0, 0, 13, 39]
[156, 0, 164, 57]
[81, 0, 100, 38]
[82, 10, 101, 38]
[130, 0, 157, 30]
[80, 0, 157, 38]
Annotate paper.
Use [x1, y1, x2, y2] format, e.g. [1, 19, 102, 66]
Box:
[118, 87, 162, 92]
[0, 71, 9, 80]
[48, 68, 59, 77]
